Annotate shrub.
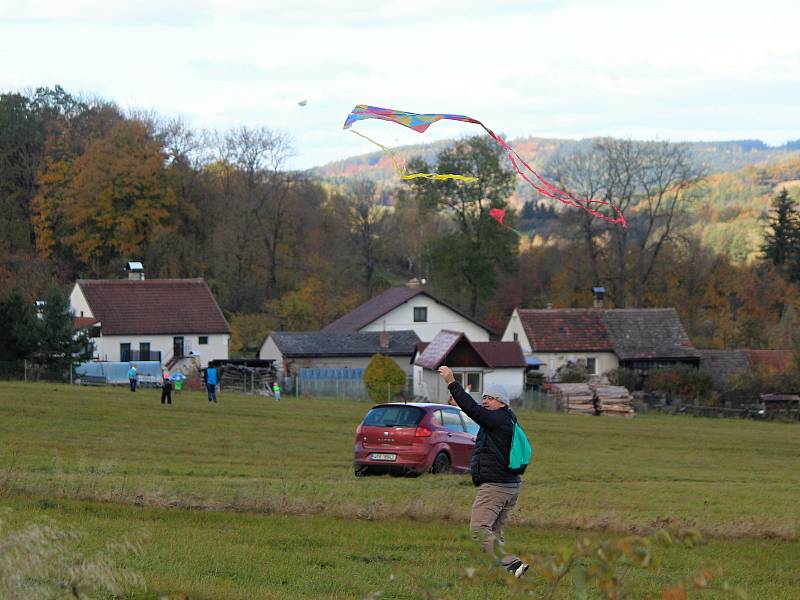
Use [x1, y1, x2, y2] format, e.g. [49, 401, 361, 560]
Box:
[555, 360, 589, 383]
[645, 366, 713, 403]
[364, 354, 407, 403]
[607, 367, 642, 390]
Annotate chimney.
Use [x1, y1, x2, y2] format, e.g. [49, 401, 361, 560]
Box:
[125, 261, 145, 281]
[379, 330, 390, 350]
[407, 277, 421, 289]
[592, 286, 605, 309]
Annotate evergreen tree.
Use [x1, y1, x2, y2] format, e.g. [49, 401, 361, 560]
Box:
[35, 285, 92, 376]
[0, 293, 39, 361]
[761, 188, 800, 276]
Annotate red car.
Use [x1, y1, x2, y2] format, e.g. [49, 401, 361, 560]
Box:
[353, 402, 479, 476]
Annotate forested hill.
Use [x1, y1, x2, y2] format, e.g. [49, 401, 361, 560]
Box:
[313, 136, 800, 194]
[313, 136, 800, 263]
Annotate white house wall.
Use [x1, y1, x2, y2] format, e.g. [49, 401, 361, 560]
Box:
[414, 367, 524, 402]
[69, 284, 93, 319]
[359, 296, 490, 341]
[259, 337, 284, 373]
[536, 352, 619, 379]
[484, 368, 525, 400]
[94, 334, 228, 368]
[501, 310, 531, 351]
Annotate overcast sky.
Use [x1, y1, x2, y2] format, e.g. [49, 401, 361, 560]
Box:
[2, 0, 799, 169]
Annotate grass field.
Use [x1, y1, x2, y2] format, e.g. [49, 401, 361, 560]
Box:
[1, 382, 799, 598]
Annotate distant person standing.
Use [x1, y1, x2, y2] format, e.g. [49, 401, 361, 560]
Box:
[161, 370, 173, 405]
[128, 364, 138, 392]
[272, 381, 281, 401]
[205, 365, 218, 403]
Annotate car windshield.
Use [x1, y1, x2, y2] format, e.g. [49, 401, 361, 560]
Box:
[363, 405, 425, 427]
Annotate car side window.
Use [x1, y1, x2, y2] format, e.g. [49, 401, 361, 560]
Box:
[442, 409, 466, 432]
[432, 410, 443, 426]
[460, 412, 480, 435]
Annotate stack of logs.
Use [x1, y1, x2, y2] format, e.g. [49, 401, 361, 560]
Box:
[593, 385, 635, 417]
[552, 383, 596, 415]
[551, 383, 635, 417]
[219, 364, 276, 395]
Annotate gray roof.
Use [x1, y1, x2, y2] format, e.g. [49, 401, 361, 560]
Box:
[697, 349, 762, 392]
[602, 309, 699, 360]
[269, 330, 420, 358]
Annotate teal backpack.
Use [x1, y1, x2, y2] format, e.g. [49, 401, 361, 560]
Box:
[487, 416, 532, 475]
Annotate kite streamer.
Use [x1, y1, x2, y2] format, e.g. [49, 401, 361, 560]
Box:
[343, 104, 627, 228]
[349, 129, 477, 182]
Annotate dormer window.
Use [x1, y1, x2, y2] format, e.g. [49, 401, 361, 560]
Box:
[413, 307, 428, 322]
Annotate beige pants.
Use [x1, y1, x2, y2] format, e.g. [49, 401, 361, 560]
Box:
[469, 482, 522, 567]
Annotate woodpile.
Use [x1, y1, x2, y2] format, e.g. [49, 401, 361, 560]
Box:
[593, 385, 635, 417]
[550, 383, 635, 417]
[219, 364, 276, 395]
[552, 383, 596, 415]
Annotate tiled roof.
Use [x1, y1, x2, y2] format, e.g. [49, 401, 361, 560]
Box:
[77, 279, 230, 335]
[323, 287, 494, 335]
[517, 309, 613, 352]
[73, 316, 98, 330]
[415, 332, 526, 369]
[269, 330, 420, 357]
[603, 309, 698, 360]
[517, 308, 698, 360]
[473, 342, 526, 368]
[415, 330, 464, 369]
[744, 349, 792, 373]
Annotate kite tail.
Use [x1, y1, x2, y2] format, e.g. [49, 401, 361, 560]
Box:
[348, 129, 478, 183]
[479, 125, 628, 229]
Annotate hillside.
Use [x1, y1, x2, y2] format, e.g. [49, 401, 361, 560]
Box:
[313, 136, 800, 262]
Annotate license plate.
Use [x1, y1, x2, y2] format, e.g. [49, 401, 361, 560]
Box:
[370, 453, 397, 461]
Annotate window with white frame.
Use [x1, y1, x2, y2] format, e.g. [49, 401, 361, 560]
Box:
[451, 371, 482, 394]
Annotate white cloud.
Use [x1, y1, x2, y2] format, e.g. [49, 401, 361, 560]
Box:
[1, 0, 799, 168]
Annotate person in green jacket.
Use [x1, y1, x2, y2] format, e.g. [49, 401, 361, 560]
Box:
[272, 381, 281, 401]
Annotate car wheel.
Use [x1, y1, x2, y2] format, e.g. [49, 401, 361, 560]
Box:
[431, 452, 451, 474]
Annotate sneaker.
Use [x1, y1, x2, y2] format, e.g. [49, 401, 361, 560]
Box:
[506, 560, 529, 578]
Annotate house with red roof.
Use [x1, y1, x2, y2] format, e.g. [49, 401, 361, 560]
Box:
[69, 267, 230, 368]
[412, 330, 526, 402]
[502, 307, 699, 380]
[323, 279, 493, 342]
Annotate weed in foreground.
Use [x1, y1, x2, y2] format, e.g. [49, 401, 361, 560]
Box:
[0, 507, 147, 599]
[368, 528, 749, 600]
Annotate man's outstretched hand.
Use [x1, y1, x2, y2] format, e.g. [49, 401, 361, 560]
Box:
[438, 366, 455, 385]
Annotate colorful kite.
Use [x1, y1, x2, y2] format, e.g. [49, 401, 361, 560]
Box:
[343, 104, 627, 228]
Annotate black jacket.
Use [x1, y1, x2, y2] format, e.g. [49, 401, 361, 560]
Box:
[448, 381, 521, 486]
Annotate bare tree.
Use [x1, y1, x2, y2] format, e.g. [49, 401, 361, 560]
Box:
[546, 138, 702, 307]
[628, 141, 701, 306]
[215, 126, 298, 300]
[548, 147, 608, 287]
[340, 179, 387, 297]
